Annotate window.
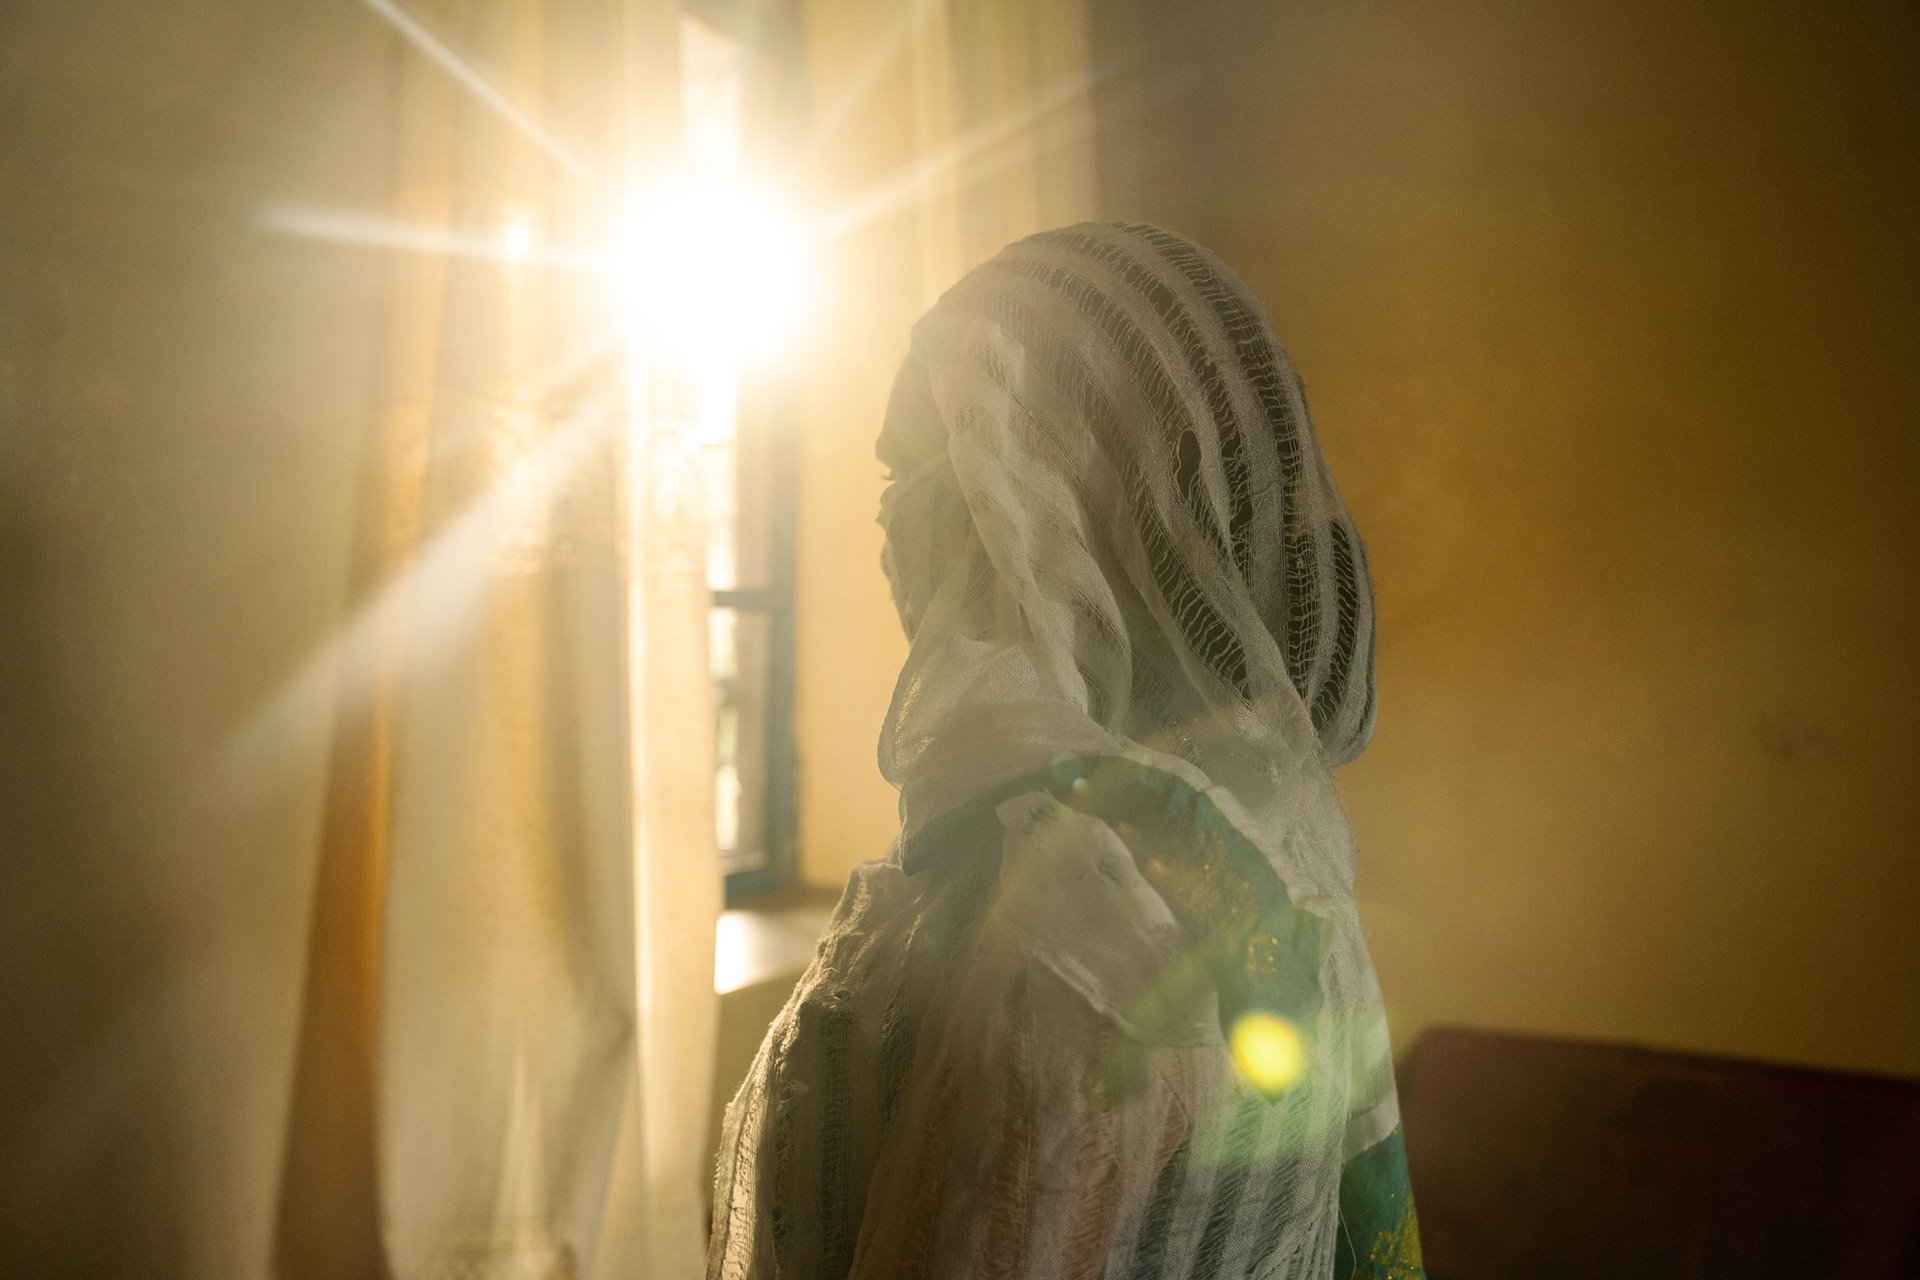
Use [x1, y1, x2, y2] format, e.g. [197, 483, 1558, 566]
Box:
[679, 6, 798, 901]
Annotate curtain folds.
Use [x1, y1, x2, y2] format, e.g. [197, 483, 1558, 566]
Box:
[276, 2, 718, 1276]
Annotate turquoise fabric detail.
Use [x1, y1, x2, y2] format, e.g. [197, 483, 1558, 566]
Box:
[1334, 1126, 1425, 1280]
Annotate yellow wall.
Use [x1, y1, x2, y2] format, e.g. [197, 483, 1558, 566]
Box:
[789, 0, 919, 888]
[794, 0, 1920, 1080]
[791, 0, 1093, 888]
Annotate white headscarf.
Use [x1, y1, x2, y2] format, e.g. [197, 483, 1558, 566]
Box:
[873, 222, 1399, 1272]
[879, 220, 1375, 860]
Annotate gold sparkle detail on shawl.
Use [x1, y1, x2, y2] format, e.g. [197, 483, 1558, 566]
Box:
[1362, 1197, 1423, 1280]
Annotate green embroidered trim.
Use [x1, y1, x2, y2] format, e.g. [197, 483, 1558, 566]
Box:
[1334, 1126, 1425, 1280]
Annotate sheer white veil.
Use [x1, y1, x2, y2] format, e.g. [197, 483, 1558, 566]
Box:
[878, 221, 1375, 873]
[873, 222, 1399, 1270]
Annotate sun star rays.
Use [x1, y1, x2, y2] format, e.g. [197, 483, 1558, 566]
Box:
[228, 0, 1086, 793]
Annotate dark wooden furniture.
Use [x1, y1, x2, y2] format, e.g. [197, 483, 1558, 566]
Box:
[1397, 1027, 1920, 1278]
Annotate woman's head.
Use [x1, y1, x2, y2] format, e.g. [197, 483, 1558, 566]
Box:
[879, 227, 1374, 890]
[878, 222, 1375, 779]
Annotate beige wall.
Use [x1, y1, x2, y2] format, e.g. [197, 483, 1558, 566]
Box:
[793, 0, 1920, 1080]
[788, 0, 919, 887]
[791, 0, 1093, 887]
[1092, 0, 1920, 1079]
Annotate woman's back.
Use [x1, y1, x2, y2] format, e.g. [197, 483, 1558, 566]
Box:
[709, 223, 1420, 1279]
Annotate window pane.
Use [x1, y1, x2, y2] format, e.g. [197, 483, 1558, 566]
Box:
[711, 605, 772, 875]
[678, 12, 773, 594]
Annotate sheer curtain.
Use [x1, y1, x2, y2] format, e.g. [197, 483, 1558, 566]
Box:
[275, 1, 718, 1276]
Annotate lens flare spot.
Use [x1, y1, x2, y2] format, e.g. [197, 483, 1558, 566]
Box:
[1230, 1012, 1305, 1097]
[496, 212, 537, 265]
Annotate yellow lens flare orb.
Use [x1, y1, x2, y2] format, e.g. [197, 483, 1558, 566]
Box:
[1229, 1012, 1306, 1098]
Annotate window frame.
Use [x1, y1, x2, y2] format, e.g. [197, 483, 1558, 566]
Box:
[684, 0, 803, 905]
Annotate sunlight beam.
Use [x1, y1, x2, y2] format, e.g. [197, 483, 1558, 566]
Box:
[818, 68, 1100, 243]
[800, 0, 939, 163]
[260, 204, 501, 261]
[359, 0, 598, 184]
[257, 204, 601, 271]
[211, 387, 624, 801]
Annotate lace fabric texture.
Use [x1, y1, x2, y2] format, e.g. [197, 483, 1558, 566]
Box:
[710, 224, 1404, 1278]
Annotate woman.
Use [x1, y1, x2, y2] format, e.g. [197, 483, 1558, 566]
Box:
[710, 223, 1421, 1279]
